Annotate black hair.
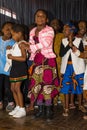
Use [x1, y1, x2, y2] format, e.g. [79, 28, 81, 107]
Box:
[78, 20, 87, 29]
[21, 24, 29, 41]
[12, 24, 25, 38]
[34, 9, 48, 19]
[1, 21, 15, 30]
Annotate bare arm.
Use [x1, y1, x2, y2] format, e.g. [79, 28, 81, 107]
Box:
[8, 45, 27, 62]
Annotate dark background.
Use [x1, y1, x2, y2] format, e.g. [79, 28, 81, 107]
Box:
[0, 0, 87, 28]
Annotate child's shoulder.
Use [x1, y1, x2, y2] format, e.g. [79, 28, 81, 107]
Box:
[18, 40, 26, 44]
[75, 36, 82, 41]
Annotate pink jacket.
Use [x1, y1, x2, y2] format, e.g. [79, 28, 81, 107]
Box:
[29, 25, 56, 60]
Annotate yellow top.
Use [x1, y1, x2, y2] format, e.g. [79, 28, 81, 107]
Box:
[53, 33, 64, 77]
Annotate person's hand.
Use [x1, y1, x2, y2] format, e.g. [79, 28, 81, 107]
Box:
[19, 42, 30, 50]
[68, 32, 73, 42]
[72, 46, 77, 52]
[6, 45, 12, 49]
[69, 42, 73, 47]
[68, 33, 73, 47]
[7, 54, 12, 59]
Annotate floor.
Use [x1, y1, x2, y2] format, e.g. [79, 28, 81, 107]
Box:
[0, 104, 87, 130]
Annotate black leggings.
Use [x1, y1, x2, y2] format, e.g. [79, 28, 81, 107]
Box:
[0, 74, 13, 103]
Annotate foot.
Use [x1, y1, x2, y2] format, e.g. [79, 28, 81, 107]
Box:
[9, 106, 20, 116]
[69, 104, 76, 109]
[83, 102, 87, 107]
[62, 108, 69, 117]
[83, 115, 87, 120]
[26, 105, 34, 112]
[13, 108, 26, 118]
[79, 106, 87, 113]
[0, 102, 3, 110]
[6, 103, 15, 112]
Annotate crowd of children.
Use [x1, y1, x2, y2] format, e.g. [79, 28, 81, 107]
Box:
[0, 9, 87, 121]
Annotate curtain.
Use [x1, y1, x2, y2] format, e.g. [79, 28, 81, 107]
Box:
[0, 0, 87, 28]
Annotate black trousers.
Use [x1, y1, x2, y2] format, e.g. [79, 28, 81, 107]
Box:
[0, 74, 14, 103]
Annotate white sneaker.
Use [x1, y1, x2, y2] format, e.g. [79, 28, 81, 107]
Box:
[9, 106, 20, 116]
[13, 108, 26, 118]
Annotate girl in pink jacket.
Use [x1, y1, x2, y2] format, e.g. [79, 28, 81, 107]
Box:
[27, 9, 59, 120]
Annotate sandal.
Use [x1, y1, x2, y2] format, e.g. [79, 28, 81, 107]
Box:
[84, 102, 87, 107]
[26, 104, 34, 112]
[79, 106, 87, 113]
[69, 104, 76, 109]
[62, 108, 69, 117]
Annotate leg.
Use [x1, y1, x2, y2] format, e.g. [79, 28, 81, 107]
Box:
[83, 90, 87, 107]
[14, 82, 23, 107]
[45, 99, 53, 120]
[69, 94, 76, 109]
[4, 75, 14, 111]
[11, 82, 26, 118]
[11, 82, 19, 106]
[8, 82, 21, 116]
[78, 94, 86, 113]
[63, 94, 69, 116]
[26, 93, 35, 112]
[75, 73, 86, 112]
[35, 94, 44, 118]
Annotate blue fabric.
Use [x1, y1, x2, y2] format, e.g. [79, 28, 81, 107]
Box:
[65, 22, 77, 33]
[0, 36, 15, 76]
[72, 73, 84, 94]
[27, 60, 33, 67]
[60, 64, 84, 94]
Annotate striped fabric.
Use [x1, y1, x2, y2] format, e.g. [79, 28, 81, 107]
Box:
[29, 25, 56, 60]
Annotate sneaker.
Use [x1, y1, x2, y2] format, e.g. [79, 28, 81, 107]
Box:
[6, 103, 15, 112]
[9, 106, 20, 116]
[13, 108, 26, 118]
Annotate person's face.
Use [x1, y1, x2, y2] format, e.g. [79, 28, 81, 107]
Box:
[35, 11, 48, 26]
[63, 25, 71, 37]
[50, 19, 60, 32]
[78, 22, 86, 36]
[11, 30, 22, 42]
[2, 24, 12, 39]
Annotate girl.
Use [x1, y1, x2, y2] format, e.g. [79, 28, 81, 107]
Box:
[8, 24, 28, 118]
[27, 9, 59, 120]
[50, 19, 64, 106]
[59, 23, 86, 116]
[0, 22, 15, 111]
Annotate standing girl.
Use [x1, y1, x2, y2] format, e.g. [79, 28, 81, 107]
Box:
[8, 24, 28, 118]
[59, 23, 86, 116]
[0, 22, 15, 111]
[27, 9, 59, 120]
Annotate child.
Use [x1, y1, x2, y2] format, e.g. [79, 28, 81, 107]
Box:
[59, 23, 86, 116]
[8, 24, 28, 118]
[0, 21, 15, 111]
[27, 9, 59, 120]
[50, 19, 64, 106]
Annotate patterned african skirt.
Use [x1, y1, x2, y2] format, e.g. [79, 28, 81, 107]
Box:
[28, 52, 59, 102]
